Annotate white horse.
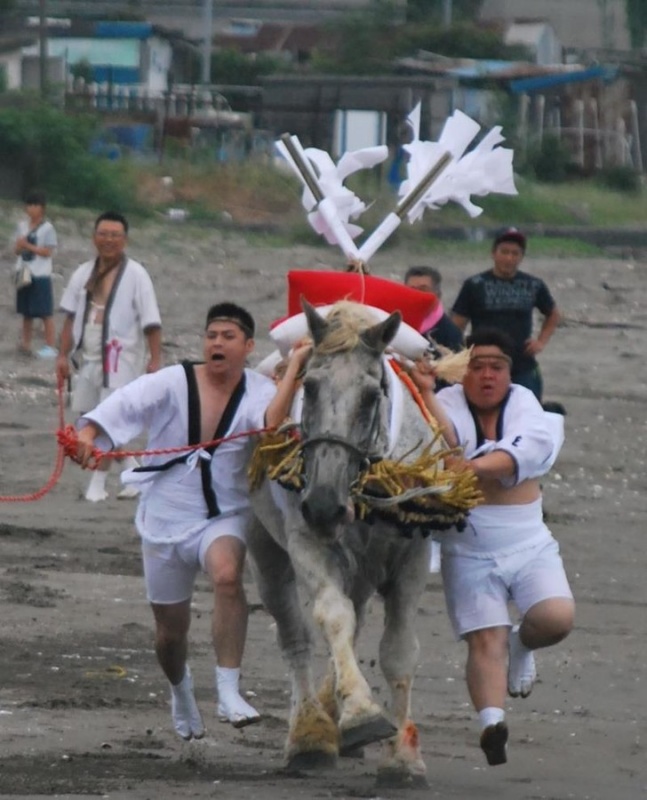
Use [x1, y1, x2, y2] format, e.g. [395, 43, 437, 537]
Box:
[248, 300, 465, 786]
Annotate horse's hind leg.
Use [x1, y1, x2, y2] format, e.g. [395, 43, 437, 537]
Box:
[376, 539, 429, 788]
[247, 517, 338, 770]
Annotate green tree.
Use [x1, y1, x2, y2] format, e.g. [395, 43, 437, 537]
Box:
[407, 0, 484, 24]
[211, 49, 284, 85]
[625, 0, 647, 49]
[0, 101, 138, 210]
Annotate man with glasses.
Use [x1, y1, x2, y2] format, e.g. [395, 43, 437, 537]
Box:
[56, 211, 162, 501]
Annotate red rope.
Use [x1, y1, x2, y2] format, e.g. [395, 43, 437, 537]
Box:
[0, 380, 273, 502]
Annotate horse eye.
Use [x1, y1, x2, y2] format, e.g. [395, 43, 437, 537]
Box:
[362, 387, 379, 406]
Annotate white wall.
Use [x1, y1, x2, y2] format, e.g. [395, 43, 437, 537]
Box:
[0, 52, 24, 89]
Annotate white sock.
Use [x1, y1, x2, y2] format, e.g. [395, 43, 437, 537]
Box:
[170, 665, 205, 740]
[85, 470, 108, 502]
[508, 624, 537, 698]
[215, 666, 260, 727]
[478, 707, 505, 731]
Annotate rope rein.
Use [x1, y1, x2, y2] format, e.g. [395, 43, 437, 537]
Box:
[0, 380, 273, 503]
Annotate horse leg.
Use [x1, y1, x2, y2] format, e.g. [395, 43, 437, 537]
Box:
[247, 514, 338, 770]
[313, 585, 396, 751]
[376, 539, 429, 788]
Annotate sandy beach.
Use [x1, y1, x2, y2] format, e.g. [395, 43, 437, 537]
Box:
[0, 211, 646, 799]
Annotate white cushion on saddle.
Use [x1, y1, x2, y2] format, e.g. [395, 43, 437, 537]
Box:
[255, 350, 283, 378]
[269, 305, 429, 361]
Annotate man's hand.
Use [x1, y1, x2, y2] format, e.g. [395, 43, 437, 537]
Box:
[146, 356, 162, 374]
[410, 358, 437, 394]
[444, 454, 474, 474]
[76, 425, 100, 469]
[56, 354, 70, 384]
[524, 338, 544, 357]
[288, 340, 313, 376]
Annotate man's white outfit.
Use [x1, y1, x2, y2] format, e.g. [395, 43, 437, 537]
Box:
[80, 362, 276, 732]
[60, 256, 161, 501]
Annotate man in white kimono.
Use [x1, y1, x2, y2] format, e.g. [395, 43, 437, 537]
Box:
[56, 211, 162, 502]
[417, 328, 574, 768]
[73, 303, 309, 739]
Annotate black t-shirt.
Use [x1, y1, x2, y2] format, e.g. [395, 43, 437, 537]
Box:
[451, 269, 556, 372]
[422, 313, 464, 353]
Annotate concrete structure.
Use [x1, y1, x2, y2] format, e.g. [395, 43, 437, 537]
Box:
[505, 21, 562, 65]
[480, 0, 630, 52]
[21, 20, 175, 92]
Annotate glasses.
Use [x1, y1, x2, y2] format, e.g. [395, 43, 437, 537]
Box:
[95, 231, 125, 240]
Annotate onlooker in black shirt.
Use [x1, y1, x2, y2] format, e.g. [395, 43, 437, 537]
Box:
[450, 228, 560, 402]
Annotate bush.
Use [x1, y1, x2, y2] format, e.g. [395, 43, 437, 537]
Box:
[596, 165, 642, 194]
[522, 135, 572, 183]
[0, 100, 140, 211]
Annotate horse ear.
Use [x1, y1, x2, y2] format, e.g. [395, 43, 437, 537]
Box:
[301, 297, 329, 347]
[360, 311, 402, 353]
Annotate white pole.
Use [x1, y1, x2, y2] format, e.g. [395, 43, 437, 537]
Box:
[575, 99, 584, 168]
[443, 0, 452, 28]
[201, 0, 213, 85]
[630, 100, 643, 173]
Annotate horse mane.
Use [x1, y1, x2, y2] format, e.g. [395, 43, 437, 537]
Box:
[314, 301, 381, 356]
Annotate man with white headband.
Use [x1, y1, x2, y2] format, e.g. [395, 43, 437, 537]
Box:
[432, 327, 574, 767]
[73, 302, 308, 739]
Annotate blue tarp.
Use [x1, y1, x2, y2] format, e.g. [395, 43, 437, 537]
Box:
[92, 66, 140, 84]
[510, 65, 619, 94]
[94, 21, 153, 40]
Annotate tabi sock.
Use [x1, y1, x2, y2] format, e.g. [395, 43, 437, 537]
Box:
[170, 665, 205, 740]
[215, 665, 260, 726]
[84, 470, 108, 502]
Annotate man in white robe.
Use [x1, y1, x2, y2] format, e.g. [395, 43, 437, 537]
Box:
[56, 211, 162, 502]
[414, 327, 574, 767]
[74, 302, 309, 739]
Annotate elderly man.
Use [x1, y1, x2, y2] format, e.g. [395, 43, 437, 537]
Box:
[56, 211, 163, 501]
[431, 327, 574, 767]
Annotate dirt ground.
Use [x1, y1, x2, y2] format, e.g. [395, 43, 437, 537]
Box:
[1, 211, 646, 799]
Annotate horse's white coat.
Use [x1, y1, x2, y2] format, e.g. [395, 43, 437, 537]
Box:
[248, 304, 444, 782]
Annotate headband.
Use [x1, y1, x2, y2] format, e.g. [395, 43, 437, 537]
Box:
[206, 316, 254, 338]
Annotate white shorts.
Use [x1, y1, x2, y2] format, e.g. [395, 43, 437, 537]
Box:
[71, 362, 112, 413]
[441, 536, 573, 640]
[141, 512, 249, 605]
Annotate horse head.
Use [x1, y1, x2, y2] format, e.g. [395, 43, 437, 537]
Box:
[298, 299, 401, 537]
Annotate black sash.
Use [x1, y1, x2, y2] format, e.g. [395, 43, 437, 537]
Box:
[132, 361, 247, 518]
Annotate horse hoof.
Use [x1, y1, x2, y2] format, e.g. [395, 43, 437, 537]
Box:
[376, 768, 429, 790]
[340, 716, 397, 752]
[287, 749, 338, 772]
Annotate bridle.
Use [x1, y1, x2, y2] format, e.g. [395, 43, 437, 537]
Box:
[299, 361, 389, 470]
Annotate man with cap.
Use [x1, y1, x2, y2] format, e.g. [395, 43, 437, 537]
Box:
[450, 228, 560, 401]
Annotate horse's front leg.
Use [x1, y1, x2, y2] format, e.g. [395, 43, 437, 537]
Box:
[286, 524, 396, 752]
[247, 498, 338, 770]
[376, 535, 430, 788]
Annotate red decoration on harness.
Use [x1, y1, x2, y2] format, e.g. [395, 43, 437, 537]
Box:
[284, 270, 437, 330]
